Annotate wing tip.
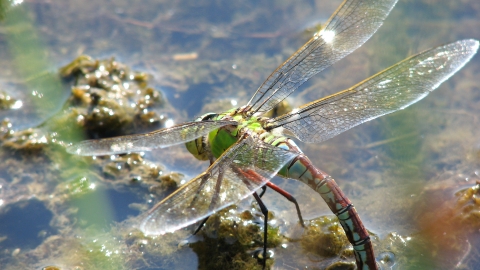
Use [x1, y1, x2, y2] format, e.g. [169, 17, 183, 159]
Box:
[465, 39, 480, 54]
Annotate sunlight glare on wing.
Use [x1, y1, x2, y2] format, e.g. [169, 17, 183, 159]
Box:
[165, 119, 175, 128]
[378, 79, 392, 85]
[111, 142, 133, 153]
[290, 108, 300, 114]
[317, 29, 336, 43]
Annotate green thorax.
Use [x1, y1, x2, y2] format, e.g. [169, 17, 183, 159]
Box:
[185, 108, 267, 161]
[185, 108, 301, 180]
[208, 109, 264, 159]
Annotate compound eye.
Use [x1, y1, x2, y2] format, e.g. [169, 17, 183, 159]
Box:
[196, 112, 218, 121]
[185, 137, 209, 161]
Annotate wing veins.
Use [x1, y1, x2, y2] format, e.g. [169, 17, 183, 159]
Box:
[268, 90, 358, 128]
[266, 40, 479, 143]
[67, 120, 237, 156]
[247, 0, 398, 115]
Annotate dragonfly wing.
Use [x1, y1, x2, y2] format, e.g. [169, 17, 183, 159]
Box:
[139, 136, 299, 236]
[246, 0, 398, 115]
[268, 39, 479, 143]
[66, 120, 237, 156]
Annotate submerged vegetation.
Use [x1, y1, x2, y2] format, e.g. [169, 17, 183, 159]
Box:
[0, 0, 479, 269]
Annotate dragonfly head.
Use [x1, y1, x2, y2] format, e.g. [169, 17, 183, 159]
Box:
[185, 112, 219, 161]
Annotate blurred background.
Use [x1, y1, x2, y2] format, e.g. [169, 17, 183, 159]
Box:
[0, 0, 479, 269]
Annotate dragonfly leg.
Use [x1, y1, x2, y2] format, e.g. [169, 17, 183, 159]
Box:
[188, 169, 220, 235]
[191, 167, 226, 235]
[192, 216, 209, 235]
[265, 181, 305, 227]
[252, 191, 268, 270]
[258, 185, 267, 198]
[192, 186, 266, 236]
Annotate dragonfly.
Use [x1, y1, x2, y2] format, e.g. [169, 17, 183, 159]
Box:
[67, 0, 479, 268]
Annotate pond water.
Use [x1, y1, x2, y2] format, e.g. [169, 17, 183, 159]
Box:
[0, 0, 479, 269]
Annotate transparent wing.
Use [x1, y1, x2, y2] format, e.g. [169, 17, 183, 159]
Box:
[246, 0, 398, 115]
[267, 39, 479, 143]
[66, 120, 237, 156]
[139, 136, 299, 235]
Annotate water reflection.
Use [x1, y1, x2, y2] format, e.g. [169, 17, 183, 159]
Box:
[0, 0, 479, 269]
